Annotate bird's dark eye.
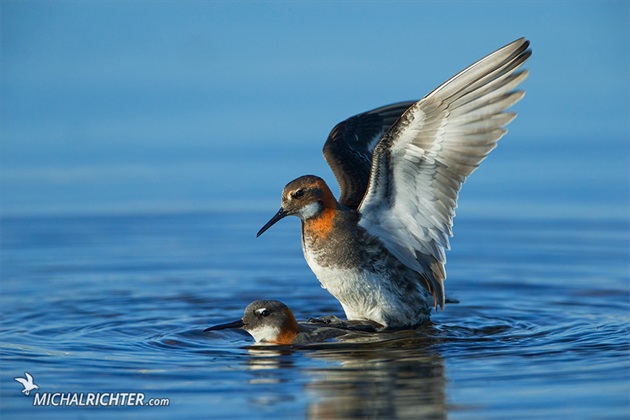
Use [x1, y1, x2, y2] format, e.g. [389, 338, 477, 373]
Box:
[256, 308, 270, 317]
[292, 189, 305, 199]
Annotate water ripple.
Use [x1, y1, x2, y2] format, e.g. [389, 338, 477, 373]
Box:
[1, 213, 628, 419]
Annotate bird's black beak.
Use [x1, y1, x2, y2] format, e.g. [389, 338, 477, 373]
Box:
[204, 319, 245, 332]
[256, 208, 288, 237]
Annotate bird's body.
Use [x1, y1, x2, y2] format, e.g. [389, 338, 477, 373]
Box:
[257, 39, 531, 329]
[292, 177, 434, 327]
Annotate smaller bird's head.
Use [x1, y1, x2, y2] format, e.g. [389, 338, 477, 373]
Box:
[257, 175, 336, 237]
[205, 300, 300, 344]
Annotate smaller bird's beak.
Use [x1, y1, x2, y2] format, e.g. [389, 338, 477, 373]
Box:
[256, 208, 288, 237]
[204, 319, 245, 332]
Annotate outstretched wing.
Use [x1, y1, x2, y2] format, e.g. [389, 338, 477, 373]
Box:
[14, 377, 27, 386]
[323, 101, 416, 209]
[358, 38, 531, 308]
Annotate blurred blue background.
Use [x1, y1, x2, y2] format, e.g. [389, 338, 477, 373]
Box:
[1, 1, 628, 218]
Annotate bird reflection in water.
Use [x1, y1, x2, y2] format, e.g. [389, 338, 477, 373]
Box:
[241, 329, 446, 419]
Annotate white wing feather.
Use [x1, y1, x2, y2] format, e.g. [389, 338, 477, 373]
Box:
[358, 38, 531, 308]
[14, 377, 28, 386]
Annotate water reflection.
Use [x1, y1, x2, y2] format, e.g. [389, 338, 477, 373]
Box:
[307, 345, 445, 419]
[240, 331, 446, 419]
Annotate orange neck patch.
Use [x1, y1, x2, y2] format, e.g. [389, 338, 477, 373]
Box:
[304, 206, 336, 239]
[273, 309, 300, 345]
[303, 180, 338, 239]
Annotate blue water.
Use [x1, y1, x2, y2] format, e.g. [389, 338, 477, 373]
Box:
[1, 205, 628, 419]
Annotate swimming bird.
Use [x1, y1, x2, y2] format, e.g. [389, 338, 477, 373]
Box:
[204, 300, 377, 344]
[257, 38, 531, 329]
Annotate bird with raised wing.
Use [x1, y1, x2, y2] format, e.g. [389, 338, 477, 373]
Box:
[14, 372, 39, 396]
[257, 38, 531, 329]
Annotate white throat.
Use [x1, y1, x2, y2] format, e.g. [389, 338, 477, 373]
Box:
[248, 325, 280, 343]
[298, 202, 321, 220]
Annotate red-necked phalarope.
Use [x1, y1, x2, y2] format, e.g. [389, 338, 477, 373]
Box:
[257, 39, 531, 329]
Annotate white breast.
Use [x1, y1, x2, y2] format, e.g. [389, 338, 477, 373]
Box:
[303, 249, 391, 325]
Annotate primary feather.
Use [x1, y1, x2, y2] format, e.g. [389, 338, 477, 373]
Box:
[358, 38, 531, 308]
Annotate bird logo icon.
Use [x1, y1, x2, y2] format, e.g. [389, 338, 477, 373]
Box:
[14, 372, 39, 396]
